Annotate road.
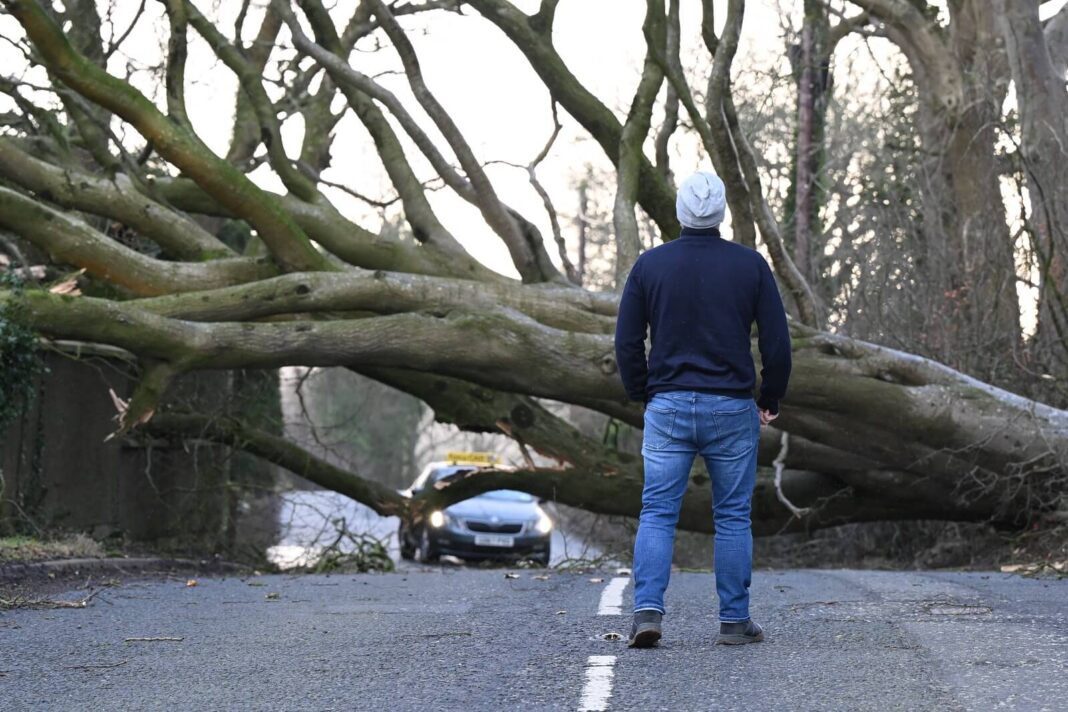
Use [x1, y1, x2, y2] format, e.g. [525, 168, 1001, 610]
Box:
[1, 568, 1066, 711]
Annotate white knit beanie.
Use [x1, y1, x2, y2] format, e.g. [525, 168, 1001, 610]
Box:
[676, 171, 726, 228]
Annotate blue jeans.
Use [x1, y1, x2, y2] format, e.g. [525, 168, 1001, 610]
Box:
[632, 391, 760, 622]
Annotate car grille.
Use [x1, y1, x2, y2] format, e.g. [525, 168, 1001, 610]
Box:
[465, 520, 523, 534]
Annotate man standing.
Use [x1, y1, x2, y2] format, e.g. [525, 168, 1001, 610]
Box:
[614, 171, 792, 648]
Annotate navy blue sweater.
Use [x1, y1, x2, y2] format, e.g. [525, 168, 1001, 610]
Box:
[614, 227, 792, 414]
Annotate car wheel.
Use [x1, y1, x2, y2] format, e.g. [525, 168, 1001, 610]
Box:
[417, 527, 439, 563]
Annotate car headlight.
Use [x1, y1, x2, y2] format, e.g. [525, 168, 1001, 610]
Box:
[534, 508, 553, 534]
[429, 510, 446, 528]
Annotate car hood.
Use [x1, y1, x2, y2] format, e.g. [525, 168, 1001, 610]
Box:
[446, 496, 537, 523]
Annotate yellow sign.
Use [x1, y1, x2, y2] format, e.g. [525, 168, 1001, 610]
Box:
[445, 451, 497, 465]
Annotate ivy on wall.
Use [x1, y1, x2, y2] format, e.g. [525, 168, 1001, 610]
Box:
[0, 274, 45, 430]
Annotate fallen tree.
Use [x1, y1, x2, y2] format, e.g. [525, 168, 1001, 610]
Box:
[0, 0, 1064, 537]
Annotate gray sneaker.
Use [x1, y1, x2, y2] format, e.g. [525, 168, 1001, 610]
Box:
[717, 619, 765, 645]
[628, 610, 663, 648]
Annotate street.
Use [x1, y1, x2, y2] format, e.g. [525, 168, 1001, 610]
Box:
[1, 568, 1066, 711]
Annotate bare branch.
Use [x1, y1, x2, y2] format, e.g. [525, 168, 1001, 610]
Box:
[653, 0, 680, 185]
[183, 0, 321, 202]
[0, 186, 274, 295]
[367, 0, 564, 283]
[0, 137, 235, 260]
[845, 0, 963, 113]
[465, 0, 680, 237]
[4, 0, 332, 272]
[614, 0, 666, 284]
[701, 0, 821, 326]
[103, 0, 146, 59]
[132, 269, 614, 333]
[226, 5, 284, 164]
[146, 414, 408, 516]
[162, 0, 191, 128]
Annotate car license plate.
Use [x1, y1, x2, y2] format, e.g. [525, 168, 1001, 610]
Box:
[474, 534, 514, 548]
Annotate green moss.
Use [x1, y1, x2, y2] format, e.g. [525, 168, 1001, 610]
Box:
[0, 275, 46, 429]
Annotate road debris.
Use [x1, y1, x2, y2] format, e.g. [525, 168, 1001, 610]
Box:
[124, 636, 183, 643]
[66, 659, 130, 671]
[0, 589, 100, 610]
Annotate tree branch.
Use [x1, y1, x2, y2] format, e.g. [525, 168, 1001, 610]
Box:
[4, 0, 333, 272]
[0, 186, 275, 295]
[614, 0, 665, 284]
[146, 413, 408, 516]
[367, 0, 564, 283]
[132, 269, 615, 333]
[464, 0, 680, 238]
[0, 137, 234, 260]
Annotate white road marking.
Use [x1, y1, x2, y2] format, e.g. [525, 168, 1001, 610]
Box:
[578, 655, 617, 711]
[597, 576, 630, 615]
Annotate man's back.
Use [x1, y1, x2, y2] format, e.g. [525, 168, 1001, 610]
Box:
[614, 225, 791, 414]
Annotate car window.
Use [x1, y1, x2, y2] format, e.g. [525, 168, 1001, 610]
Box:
[478, 489, 535, 503]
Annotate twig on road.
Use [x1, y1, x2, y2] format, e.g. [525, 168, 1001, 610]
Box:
[65, 659, 130, 671]
[0, 589, 101, 610]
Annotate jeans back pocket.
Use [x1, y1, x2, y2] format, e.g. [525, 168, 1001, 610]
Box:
[712, 404, 758, 457]
[643, 404, 677, 450]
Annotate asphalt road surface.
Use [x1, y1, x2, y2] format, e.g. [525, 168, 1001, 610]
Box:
[1, 568, 1066, 711]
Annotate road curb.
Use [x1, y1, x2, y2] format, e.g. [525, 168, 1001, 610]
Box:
[0, 556, 251, 585]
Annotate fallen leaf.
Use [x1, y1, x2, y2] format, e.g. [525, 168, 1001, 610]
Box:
[532, 575, 550, 581]
[265, 592, 280, 600]
[588, 577, 604, 584]
[615, 568, 632, 576]
[504, 573, 520, 579]
[185, 579, 198, 587]
[556, 610, 567, 615]
[602, 632, 623, 641]
[247, 581, 266, 587]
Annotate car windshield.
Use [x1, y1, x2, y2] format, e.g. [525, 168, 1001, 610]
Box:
[478, 489, 535, 503]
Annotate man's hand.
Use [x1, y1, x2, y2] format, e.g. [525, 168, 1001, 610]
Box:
[759, 409, 778, 426]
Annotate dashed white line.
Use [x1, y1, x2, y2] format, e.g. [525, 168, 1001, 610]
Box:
[578, 655, 617, 711]
[597, 576, 630, 616]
